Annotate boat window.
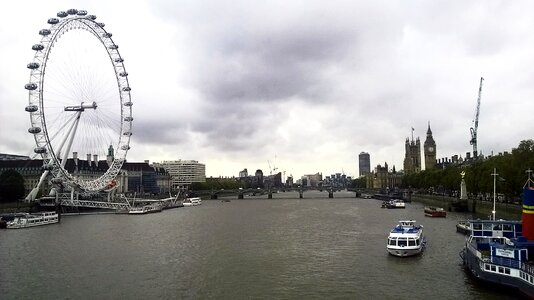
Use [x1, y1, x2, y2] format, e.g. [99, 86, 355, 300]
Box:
[502, 224, 512, 231]
[408, 240, 416, 246]
[493, 224, 502, 230]
[485, 264, 490, 270]
[483, 223, 493, 230]
[473, 223, 483, 230]
[491, 265, 496, 272]
[398, 238, 407, 247]
[388, 238, 396, 246]
[505, 268, 510, 275]
[498, 267, 504, 273]
[416, 239, 420, 246]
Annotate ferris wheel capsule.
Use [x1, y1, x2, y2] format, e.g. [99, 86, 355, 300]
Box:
[39, 29, 51, 36]
[34, 147, 47, 154]
[27, 62, 40, 69]
[77, 10, 87, 16]
[57, 11, 68, 18]
[67, 9, 78, 15]
[32, 44, 44, 51]
[48, 18, 59, 24]
[28, 127, 42, 134]
[25, 105, 38, 112]
[97, 22, 105, 28]
[25, 83, 38, 90]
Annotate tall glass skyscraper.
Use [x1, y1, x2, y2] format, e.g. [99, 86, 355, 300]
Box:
[358, 152, 370, 177]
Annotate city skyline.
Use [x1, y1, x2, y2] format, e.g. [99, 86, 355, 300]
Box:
[2, 1, 534, 178]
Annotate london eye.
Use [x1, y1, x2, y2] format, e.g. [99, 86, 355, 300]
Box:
[25, 9, 133, 200]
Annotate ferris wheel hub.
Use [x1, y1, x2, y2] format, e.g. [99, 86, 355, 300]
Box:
[64, 101, 98, 112]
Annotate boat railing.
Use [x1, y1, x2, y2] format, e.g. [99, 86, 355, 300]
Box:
[491, 256, 521, 269]
[520, 261, 534, 277]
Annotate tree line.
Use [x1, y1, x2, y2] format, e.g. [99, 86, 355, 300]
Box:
[402, 140, 534, 202]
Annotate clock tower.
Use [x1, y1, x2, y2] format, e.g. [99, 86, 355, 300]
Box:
[424, 122, 436, 170]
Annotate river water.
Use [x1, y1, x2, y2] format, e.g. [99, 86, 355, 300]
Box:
[0, 191, 521, 299]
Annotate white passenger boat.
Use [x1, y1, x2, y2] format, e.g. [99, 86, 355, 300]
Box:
[128, 203, 163, 214]
[6, 211, 59, 229]
[386, 199, 406, 209]
[183, 197, 202, 207]
[386, 220, 426, 257]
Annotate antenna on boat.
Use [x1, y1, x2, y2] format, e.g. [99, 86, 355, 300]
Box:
[491, 168, 498, 221]
[524, 169, 534, 189]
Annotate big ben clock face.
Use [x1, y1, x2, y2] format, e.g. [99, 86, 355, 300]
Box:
[428, 147, 434, 152]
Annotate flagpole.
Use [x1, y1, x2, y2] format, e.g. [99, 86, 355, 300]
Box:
[491, 168, 498, 220]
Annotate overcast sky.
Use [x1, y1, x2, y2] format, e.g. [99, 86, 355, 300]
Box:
[1, 0, 534, 179]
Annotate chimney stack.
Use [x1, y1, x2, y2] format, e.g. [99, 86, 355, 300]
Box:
[93, 154, 98, 167]
[87, 154, 91, 166]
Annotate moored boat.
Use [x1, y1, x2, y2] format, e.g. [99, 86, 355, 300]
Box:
[5, 211, 59, 229]
[183, 197, 202, 207]
[424, 206, 447, 217]
[460, 174, 534, 298]
[456, 220, 470, 234]
[128, 203, 162, 214]
[386, 220, 426, 257]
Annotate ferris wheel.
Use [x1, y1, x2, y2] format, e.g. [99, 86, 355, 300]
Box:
[25, 9, 132, 200]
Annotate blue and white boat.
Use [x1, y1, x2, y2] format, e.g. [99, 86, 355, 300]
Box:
[386, 220, 426, 257]
[460, 175, 534, 298]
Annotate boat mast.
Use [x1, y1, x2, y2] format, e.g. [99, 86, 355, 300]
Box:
[491, 168, 498, 220]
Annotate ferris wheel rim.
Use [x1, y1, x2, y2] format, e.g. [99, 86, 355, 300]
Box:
[25, 9, 133, 192]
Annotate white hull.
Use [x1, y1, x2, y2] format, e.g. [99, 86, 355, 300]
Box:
[386, 246, 424, 257]
[6, 212, 59, 229]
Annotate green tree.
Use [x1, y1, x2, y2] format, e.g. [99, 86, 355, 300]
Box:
[0, 169, 25, 202]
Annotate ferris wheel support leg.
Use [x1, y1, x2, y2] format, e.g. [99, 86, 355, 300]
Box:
[60, 112, 82, 169]
[25, 170, 50, 202]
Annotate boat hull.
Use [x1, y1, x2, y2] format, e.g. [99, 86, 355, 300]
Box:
[462, 247, 534, 298]
[424, 207, 446, 217]
[386, 246, 423, 257]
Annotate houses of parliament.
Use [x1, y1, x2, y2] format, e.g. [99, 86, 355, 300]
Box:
[404, 123, 436, 174]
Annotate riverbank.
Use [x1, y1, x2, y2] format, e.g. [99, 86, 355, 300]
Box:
[411, 194, 521, 219]
[0, 201, 37, 213]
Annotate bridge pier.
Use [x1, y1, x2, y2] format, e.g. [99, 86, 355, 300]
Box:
[268, 192, 273, 199]
[238, 193, 244, 199]
[299, 191, 303, 198]
[328, 191, 334, 198]
[211, 194, 218, 200]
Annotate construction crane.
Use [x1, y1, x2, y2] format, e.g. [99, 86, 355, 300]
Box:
[470, 77, 484, 158]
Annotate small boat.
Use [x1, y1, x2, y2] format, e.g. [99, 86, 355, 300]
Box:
[424, 206, 447, 217]
[6, 211, 59, 229]
[387, 220, 426, 257]
[128, 203, 162, 214]
[456, 220, 470, 234]
[183, 197, 202, 207]
[386, 199, 406, 209]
